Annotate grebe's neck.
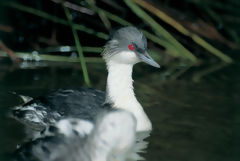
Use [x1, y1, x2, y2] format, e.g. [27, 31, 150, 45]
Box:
[105, 60, 152, 132]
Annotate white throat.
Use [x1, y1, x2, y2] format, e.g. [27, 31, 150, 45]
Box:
[105, 57, 152, 132]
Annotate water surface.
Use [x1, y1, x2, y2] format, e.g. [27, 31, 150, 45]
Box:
[0, 60, 239, 161]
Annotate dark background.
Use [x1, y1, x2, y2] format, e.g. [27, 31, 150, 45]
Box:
[0, 0, 240, 161]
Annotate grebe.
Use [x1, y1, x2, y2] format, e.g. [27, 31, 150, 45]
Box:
[12, 26, 160, 132]
[14, 110, 138, 161]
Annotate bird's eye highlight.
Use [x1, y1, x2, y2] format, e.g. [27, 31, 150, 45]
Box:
[128, 44, 135, 51]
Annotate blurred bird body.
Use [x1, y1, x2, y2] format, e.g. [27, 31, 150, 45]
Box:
[14, 110, 139, 161]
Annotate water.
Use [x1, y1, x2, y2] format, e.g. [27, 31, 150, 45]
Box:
[0, 60, 239, 161]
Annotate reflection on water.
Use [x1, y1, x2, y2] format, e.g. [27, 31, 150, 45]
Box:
[0, 60, 239, 161]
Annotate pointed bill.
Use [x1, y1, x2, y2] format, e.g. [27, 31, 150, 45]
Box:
[137, 52, 160, 68]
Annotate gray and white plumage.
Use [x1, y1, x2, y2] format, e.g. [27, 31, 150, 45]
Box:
[13, 110, 138, 161]
[11, 26, 160, 133]
[12, 88, 108, 132]
[11, 26, 159, 161]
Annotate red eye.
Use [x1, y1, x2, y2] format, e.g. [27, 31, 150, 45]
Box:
[128, 44, 135, 51]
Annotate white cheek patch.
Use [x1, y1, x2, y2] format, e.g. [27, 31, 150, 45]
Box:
[112, 51, 140, 64]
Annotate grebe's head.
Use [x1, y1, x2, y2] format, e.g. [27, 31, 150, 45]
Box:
[102, 26, 160, 68]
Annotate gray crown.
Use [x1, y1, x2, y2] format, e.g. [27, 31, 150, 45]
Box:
[102, 26, 147, 60]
